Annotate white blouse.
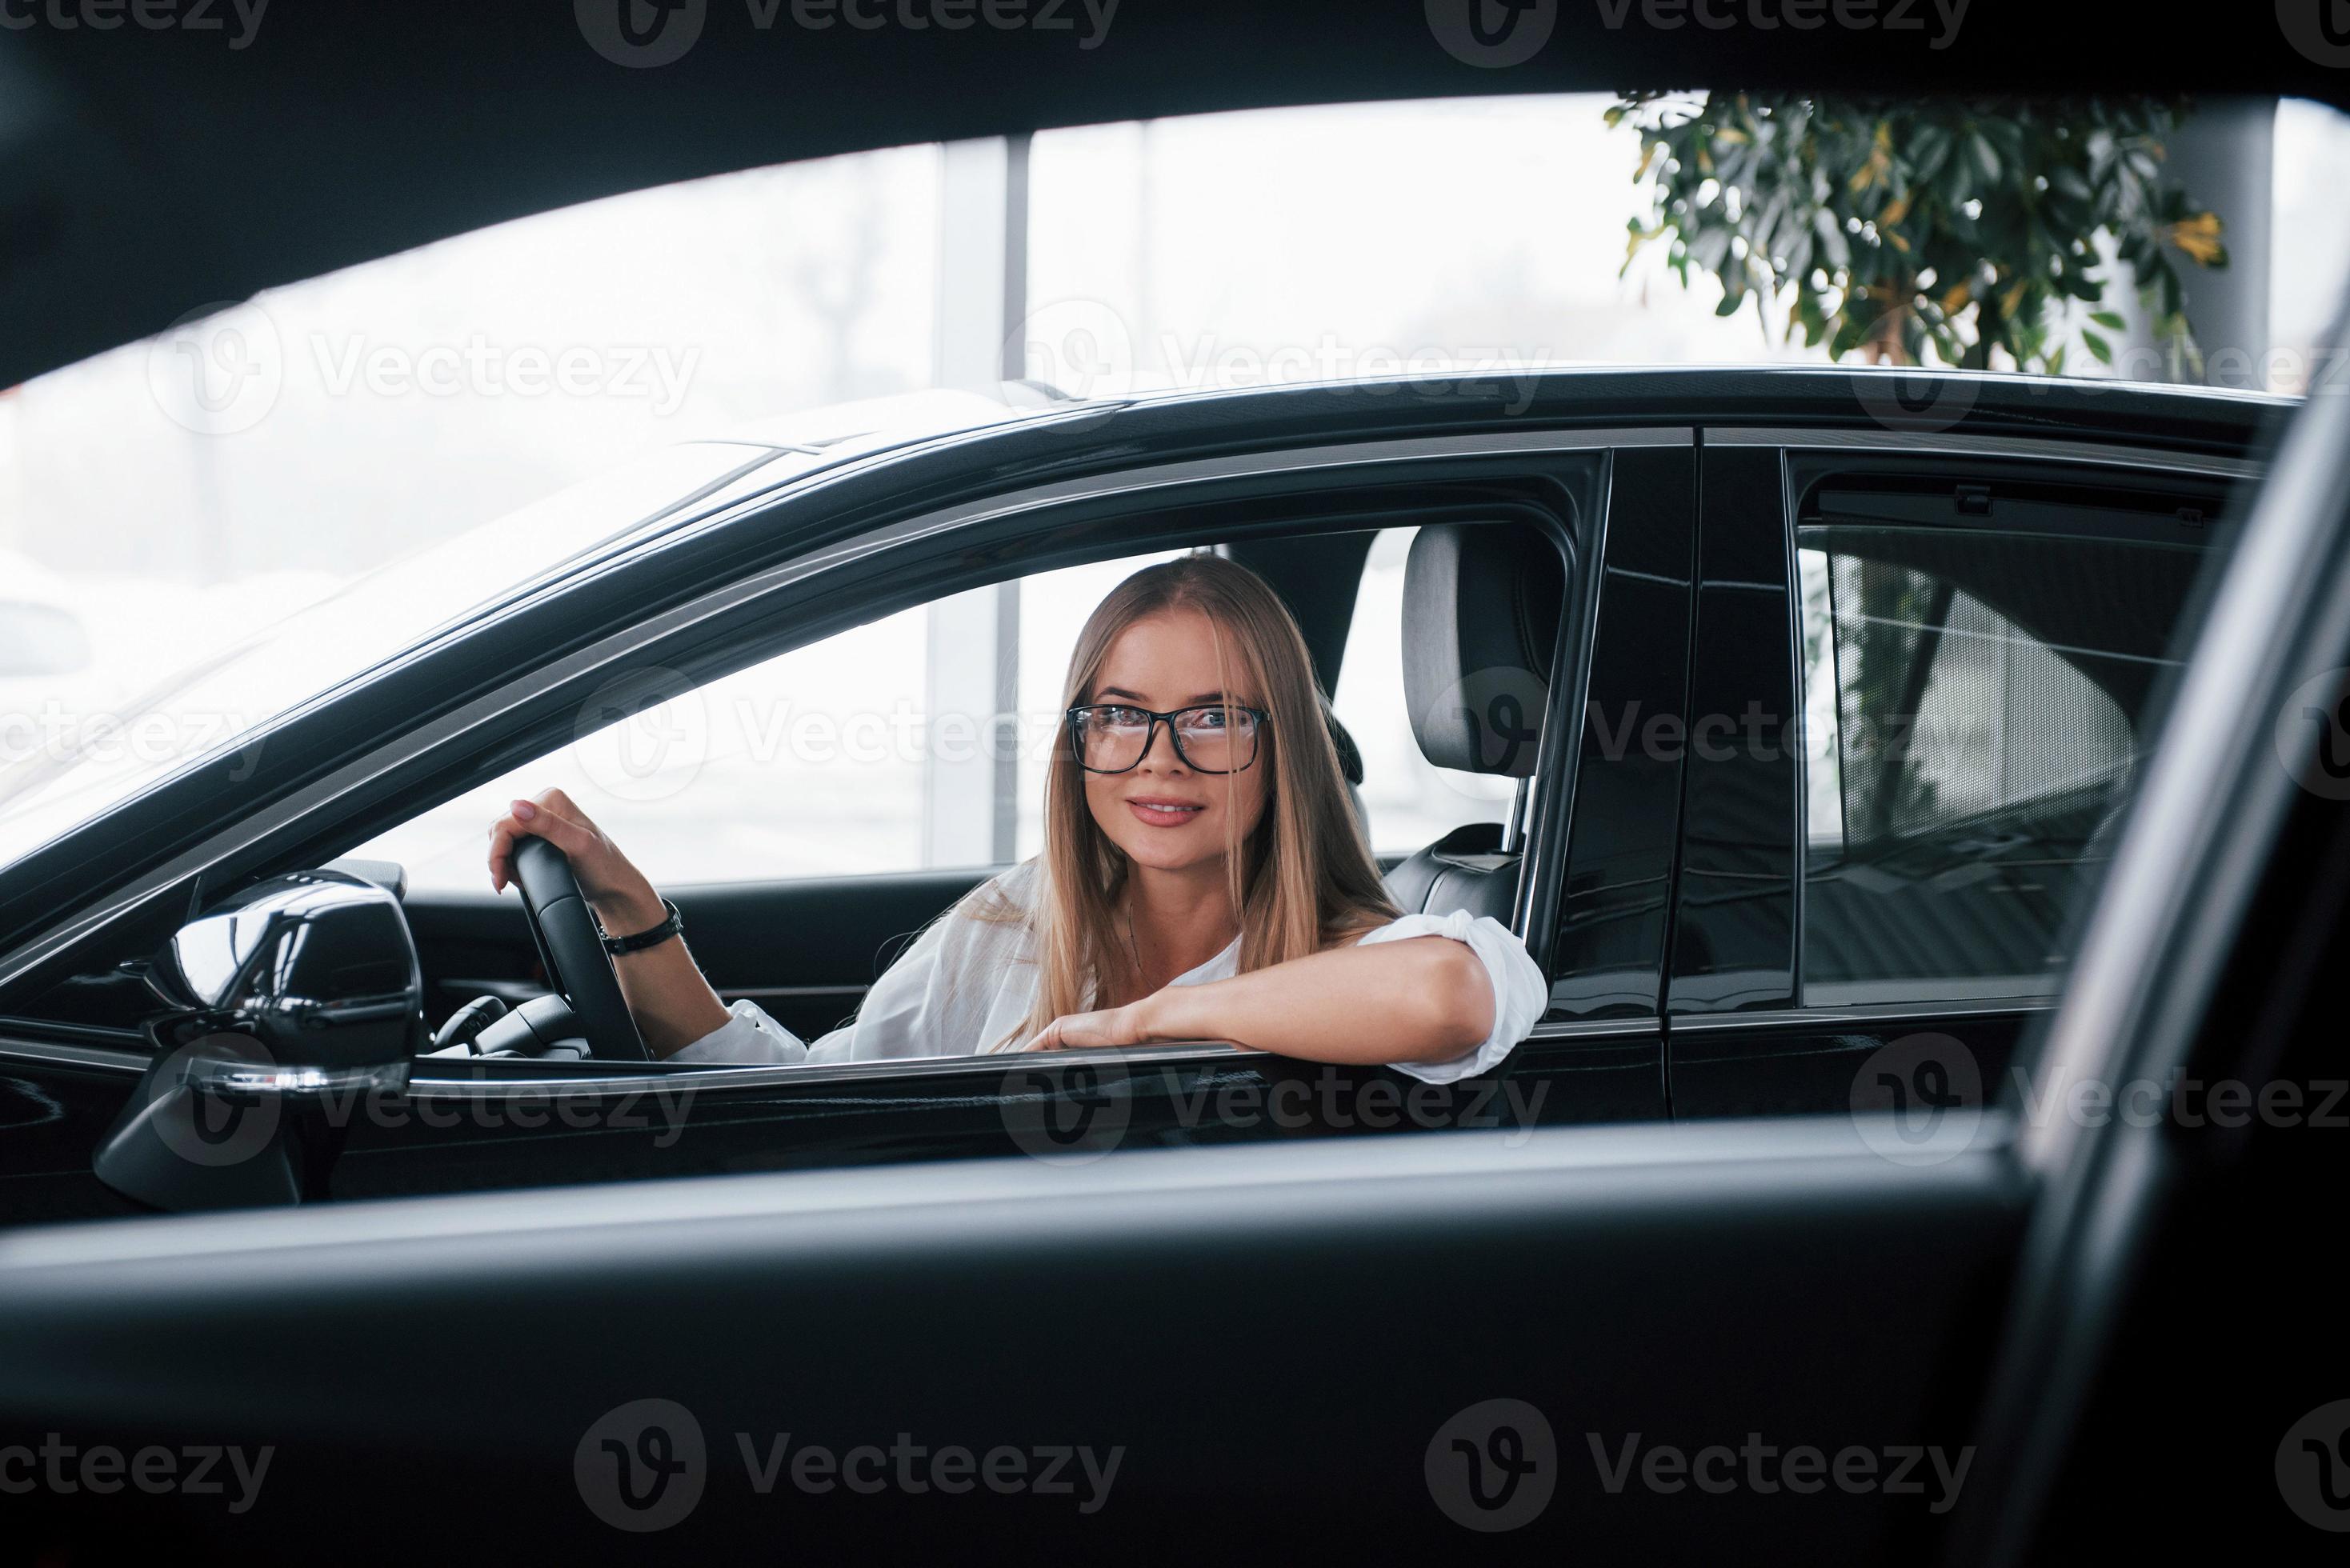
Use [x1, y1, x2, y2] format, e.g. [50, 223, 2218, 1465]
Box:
[672, 859, 1548, 1084]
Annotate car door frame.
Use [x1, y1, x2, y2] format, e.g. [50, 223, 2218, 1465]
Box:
[0, 418, 1692, 1213]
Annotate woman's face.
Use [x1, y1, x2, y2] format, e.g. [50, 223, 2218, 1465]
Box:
[1080, 607, 1273, 878]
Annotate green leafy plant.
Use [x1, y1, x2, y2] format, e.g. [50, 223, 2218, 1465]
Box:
[1610, 93, 2229, 378]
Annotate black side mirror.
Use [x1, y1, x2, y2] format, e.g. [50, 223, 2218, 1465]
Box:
[94, 869, 423, 1211]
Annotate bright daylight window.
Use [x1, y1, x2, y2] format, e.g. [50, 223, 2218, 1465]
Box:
[6, 96, 2350, 882]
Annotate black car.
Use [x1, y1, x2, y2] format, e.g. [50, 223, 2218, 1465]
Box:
[0, 366, 2278, 1216]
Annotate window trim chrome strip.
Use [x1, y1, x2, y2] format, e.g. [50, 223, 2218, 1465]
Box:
[1667, 998, 2057, 1034]
[1704, 426, 2263, 482]
[0, 1035, 150, 1074]
[1, 1013, 1667, 1089]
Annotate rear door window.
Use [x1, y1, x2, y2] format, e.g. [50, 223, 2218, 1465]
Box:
[1796, 492, 2215, 1005]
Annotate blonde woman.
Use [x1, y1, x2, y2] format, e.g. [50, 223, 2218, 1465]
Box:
[485, 555, 1546, 1082]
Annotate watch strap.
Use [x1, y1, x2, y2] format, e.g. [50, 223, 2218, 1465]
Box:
[600, 898, 683, 956]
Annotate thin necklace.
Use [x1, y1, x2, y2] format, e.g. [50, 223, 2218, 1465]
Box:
[1119, 902, 1144, 977]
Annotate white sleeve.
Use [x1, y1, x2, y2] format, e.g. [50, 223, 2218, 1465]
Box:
[666, 898, 1003, 1066]
[1355, 910, 1547, 1085]
[665, 995, 808, 1065]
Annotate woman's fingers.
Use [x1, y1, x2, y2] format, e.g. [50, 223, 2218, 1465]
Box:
[1023, 1006, 1141, 1052]
[486, 790, 599, 891]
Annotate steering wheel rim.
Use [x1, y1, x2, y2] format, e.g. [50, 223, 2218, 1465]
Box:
[510, 836, 651, 1061]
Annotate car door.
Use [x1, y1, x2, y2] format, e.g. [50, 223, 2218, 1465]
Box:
[0, 408, 1685, 1218]
[1664, 423, 2264, 1124]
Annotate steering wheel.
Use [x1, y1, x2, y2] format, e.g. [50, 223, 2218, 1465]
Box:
[510, 836, 652, 1061]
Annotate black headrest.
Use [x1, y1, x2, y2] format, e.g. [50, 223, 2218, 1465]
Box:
[1402, 523, 1563, 776]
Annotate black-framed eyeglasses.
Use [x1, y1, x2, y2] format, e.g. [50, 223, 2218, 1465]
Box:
[1066, 703, 1269, 774]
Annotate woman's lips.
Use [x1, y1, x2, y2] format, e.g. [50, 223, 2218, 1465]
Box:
[1126, 797, 1207, 828]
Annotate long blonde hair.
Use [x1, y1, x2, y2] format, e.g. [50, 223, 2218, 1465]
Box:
[982, 553, 1397, 1048]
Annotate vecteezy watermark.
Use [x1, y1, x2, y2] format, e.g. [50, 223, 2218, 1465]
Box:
[1430, 0, 1968, 67]
[1852, 365, 1983, 435]
[138, 1033, 287, 1170]
[1851, 1031, 2350, 1167]
[999, 1060, 1551, 1166]
[2275, 668, 2350, 802]
[1007, 301, 1556, 418]
[2276, 1399, 2350, 1533]
[576, 0, 1119, 68]
[574, 666, 712, 806]
[1426, 1398, 1559, 1532]
[1593, 0, 1969, 47]
[1848, 1032, 1988, 1167]
[574, 1399, 1123, 1530]
[1425, 0, 1558, 69]
[2009, 1070, 2350, 1134]
[575, 0, 707, 68]
[0, 0, 268, 48]
[737, 1431, 1122, 1512]
[1587, 1432, 1975, 1513]
[0, 1435, 274, 1514]
[577, 1399, 708, 1533]
[146, 306, 703, 435]
[146, 302, 283, 436]
[1844, 342, 2348, 431]
[0, 701, 266, 778]
[310, 334, 700, 417]
[2278, 0, 2350, 69]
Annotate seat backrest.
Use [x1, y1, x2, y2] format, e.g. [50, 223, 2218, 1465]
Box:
[1384, 523, 1564, 920]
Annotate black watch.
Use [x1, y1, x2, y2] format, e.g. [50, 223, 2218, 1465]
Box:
[599, 898, 684, 956]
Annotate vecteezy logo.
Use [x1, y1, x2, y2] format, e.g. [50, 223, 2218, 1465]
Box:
[146, 302, 283, 436]
[999, 1060, 1134, 1165]
[2276, 1399, 2350, 1531]
[575, 1398, 707, 1533]
[1003, 297, 1136, 434]
[1419, 666, 1547, 798]
[576, 0, 707, 67]
[145, 1033, 286, 1170]
[1852, 366, 1980, 435]
[2274, 670, 2350, 802]
[1424, 0, 1555, 68]
[1425, 1398, 1556, 1532]
[572, 665, 710, 805]
[1849, 1031, 1985, 1166]
[2278, 1, 2350, 68]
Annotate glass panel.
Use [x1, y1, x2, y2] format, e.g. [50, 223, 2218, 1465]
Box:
[1798, 524, 2195, 1006]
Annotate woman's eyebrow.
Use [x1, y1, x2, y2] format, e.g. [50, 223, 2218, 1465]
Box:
[1091, 687, 1233, 706]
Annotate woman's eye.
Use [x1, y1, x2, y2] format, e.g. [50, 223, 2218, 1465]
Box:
[1190, 709, 1227, 729]
[1098, 707, 1147, 727]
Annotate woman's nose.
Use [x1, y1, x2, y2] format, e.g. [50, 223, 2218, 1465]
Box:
[1136, 722, 1190, 773]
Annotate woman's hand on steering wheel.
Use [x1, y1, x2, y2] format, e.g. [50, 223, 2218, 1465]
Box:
[488, 789, 663, 932]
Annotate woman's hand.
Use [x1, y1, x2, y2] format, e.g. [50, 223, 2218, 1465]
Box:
[487, 788, 663, 933]
[486, 787, 731, 1057]
[1021, 1000, 1154, 1053]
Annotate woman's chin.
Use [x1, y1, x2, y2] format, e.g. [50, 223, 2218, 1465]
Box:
[1109, 830, 1218, 874]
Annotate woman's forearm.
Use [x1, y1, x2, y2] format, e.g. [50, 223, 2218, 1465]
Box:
[1136, 937, 1495, 1066]
[599, 890, 733, 1058]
